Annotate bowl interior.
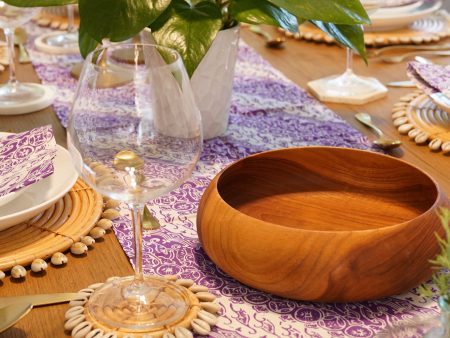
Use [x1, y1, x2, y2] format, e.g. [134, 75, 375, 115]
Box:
[217, 147, 438, 231]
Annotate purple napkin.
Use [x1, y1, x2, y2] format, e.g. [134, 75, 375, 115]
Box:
[0, 125, 57, 198]
[407, 61, 450, 96]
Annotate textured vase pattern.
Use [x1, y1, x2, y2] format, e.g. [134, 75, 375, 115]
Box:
[191, 25, 240, 139]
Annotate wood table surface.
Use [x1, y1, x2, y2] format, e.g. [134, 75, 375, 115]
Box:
[0, 26, 449, 337]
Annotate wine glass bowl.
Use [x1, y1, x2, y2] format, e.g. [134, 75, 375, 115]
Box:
[0, 1, 38, 28]
[67, 43, 203, 331]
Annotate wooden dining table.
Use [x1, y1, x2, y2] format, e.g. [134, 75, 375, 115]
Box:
[0, 25, 449, 337]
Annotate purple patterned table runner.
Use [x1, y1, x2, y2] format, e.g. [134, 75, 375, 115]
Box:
[27, 24, 438, 337]
[407, 61, 450, 96]
[0, 125, 56, 197]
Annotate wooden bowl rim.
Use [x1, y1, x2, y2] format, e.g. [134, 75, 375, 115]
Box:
[213, 146, 444, 234]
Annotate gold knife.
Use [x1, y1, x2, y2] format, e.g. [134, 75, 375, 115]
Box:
[0, 293, 80, 308]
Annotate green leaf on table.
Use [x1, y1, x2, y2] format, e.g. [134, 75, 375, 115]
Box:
[229, 0, 298, 33]
[78, 0, 171, 43]
[150, 0, 222, 77]
[268, 0, 370, 25]
[3, 0, 76, 6]
[310, 21, 366, 61]
[78, 20, 99, 58]
[143, 205, 161, 230]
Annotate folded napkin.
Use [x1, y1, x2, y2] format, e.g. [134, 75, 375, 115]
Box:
[0, 125, 57, 198]
[407, 61, 450, 96]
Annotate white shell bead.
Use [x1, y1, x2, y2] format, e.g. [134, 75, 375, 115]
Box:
[393, 117, 408, 127]
[102, 333, 117, 338]
[64, 314, 85, 331]
[197, 309, 218, 326]
[392, 111, 406, 119]
[72, 321, 92, 338]
[31, 258, 48, 272]
[191, 318, 211, 336]
[174, 327, 193, 338]
[69, 295, 88, 307]
[415, 132, 429, 144]
[97, 219, 113, 230]
[104, 200, 120, 209]
[65, 306, 84, 320]
[195, 292, 216, 302]
[101, 209, 120, 220]
[51, 252, 68, 265]
[200, 302, 220, 314]
[442, 141, 450, 153]
[86, 328, 104, 338]
[162, 333, 176, 338]
[81, 236, 95, 246]
[429, 138, 442, 151]
[163, 275, 178, 281]
[397, 123, 414, 134]
[11, 265, 26, 278]
[122, 335, 136, 338]
[90, 227, 106, 239]
[408, 128, 420, 139]
[71, 242, 88, 255]
[106, 276, 120, 283]
[189, 285, 209, 293]
[175, 278, 195, 287]
[0, 270, 5, 280]
[88, 282, 104, 290]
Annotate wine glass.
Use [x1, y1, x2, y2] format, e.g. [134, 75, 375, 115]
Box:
[307, 0, 388, 104]
[44, 4, 78, 49]
[67, 43, 203, 330]
[0, 2, 44, 106]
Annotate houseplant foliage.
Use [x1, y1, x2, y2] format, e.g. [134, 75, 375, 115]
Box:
[6, 0, 369, 77]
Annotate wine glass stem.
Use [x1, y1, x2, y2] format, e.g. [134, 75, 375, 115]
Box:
[345, 47, 353, 73]
[67, 4, 76, 33]
[130, 203, 144, 283]
[4, 28, 17, 88]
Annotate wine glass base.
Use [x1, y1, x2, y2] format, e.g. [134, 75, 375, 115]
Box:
[86, 276, 192, 332]
[308, 72, 388, 105]
[0, 83, 55, 115]
[35, 31, 79, 54]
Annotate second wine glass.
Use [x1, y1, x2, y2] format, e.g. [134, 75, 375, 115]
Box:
[67, 43, 203, 332]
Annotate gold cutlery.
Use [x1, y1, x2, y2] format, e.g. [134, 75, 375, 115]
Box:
[14, 28, 31, 64]
[368, 43, 450, 57]
[0, 292, 79, 308]
[0, 303, 32, 333]
[249, 25, 285, 49]
[385, 80, 416, 88]
[355, 112, 402, 150]
[379, 50, 450, 63]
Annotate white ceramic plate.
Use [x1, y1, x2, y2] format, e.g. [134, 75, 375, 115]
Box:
[0, 186, 29, 208]
[0, 133, 78, 231]
[367, 0, 442, 31]
[378, 0, 424, 14]
[430, 92, 450, 113]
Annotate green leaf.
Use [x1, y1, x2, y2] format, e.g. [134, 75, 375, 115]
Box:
[150, 0, 222, 77]
[78, 21, 99, 59]
[143, 205, 161, 230]
[78, 0, 171, 43]
[229, 0, 298, 33]
[310, 21, 366, 62]
[3, 0, 75, 6]
[268, 0, 370, 25]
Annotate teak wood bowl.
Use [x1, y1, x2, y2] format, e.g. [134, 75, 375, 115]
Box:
[197, 147, 448, 302]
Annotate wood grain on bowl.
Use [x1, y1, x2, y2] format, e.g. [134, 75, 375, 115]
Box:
[197, 147, 448, 302]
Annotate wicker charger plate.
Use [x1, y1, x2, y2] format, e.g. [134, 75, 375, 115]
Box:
[392, 91, 450, 153]
[0, 179, 103, 272]
[283, 11, 450, 46]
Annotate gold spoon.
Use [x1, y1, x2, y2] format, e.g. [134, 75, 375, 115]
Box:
[0, 303, 32, 333]
[355, 113, 402, 150]
[249, 25, 285, 49]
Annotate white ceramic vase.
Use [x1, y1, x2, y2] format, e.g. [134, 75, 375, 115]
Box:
[191, 25, 240, 139]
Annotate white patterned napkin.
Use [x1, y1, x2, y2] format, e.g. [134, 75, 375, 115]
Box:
[0, 125, 57, 197]
[407, 61, 450, 96]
